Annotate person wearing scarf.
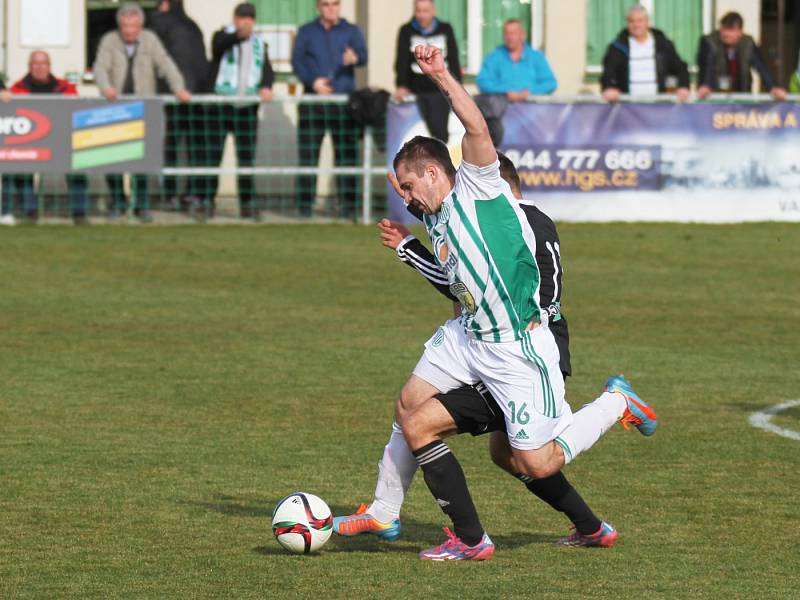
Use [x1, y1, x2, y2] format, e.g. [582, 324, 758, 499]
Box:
[208, 2, 274, 220]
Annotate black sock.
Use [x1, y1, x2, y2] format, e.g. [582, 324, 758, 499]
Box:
[516, 471, 602, 536]
[413, 441, 484, 546]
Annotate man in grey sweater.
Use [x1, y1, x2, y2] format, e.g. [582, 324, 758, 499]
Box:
[93, 2, 191, 221]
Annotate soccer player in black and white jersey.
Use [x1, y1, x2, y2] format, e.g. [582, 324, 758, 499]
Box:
[333, 153, 619, 548]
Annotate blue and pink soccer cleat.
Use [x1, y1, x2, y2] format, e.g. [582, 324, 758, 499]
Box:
[557, 521, 619, 548]
[418, 527, 495, 561]
[606, 374, 658, 436]
[332, 503, 402, 541]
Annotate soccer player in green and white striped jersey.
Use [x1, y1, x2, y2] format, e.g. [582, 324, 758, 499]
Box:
[387, 45, 659, 561]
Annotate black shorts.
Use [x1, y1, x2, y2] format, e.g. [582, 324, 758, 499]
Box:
[436, 383, 505, 437]
[436, 371, 570, 437]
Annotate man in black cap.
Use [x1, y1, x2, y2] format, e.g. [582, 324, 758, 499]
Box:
[207, 2, 274, 219]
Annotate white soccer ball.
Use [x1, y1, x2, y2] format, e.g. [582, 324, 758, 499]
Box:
[272, 492, 333, 554]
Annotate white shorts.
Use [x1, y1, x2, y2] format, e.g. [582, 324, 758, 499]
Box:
[413, 319, 572, 450]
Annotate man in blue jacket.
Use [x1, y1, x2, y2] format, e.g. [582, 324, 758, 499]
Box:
[475, 19, 555, 145]
[476, 19, 557, 100]
[292, 0, 367, 219]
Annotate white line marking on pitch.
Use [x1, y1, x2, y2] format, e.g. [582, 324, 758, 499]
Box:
[748, 400, 800, 441]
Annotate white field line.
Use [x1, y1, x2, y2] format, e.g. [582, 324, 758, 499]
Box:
[748, 400, 800, 441]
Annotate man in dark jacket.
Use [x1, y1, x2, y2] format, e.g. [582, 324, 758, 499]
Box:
[292, 0, 367, 219]
[600, 5, 689, 103]
[149, 0, 211, 214]
[1, 51, 88, 225]
[207, 2, 274, 219]
[696, 12, 787, 100]
[394, 0, 461, 142]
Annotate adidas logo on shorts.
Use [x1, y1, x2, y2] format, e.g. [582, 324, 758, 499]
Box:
[514, 430, 529, 440]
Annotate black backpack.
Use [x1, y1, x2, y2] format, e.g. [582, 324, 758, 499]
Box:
[346, 88, 390, 127]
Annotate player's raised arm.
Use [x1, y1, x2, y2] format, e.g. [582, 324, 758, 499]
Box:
[414, 45, 496, 167]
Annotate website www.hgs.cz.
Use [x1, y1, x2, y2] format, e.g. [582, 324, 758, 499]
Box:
[519, 169, 639, 192]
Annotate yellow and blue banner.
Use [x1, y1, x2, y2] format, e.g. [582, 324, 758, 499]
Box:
[0, 98, 164, 174]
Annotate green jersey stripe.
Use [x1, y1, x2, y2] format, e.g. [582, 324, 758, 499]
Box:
[527, 334, 555, 417]
[425, 209, 491, 339]
[474, 194, 541, 332]
[522, 332, 555, 418]
[446, 226, 502, 342]
[520, 335, 551, 417]
[451, 195, 521, 337]
[554, 436, 573, 462]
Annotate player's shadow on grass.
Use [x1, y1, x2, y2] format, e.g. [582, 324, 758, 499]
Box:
[254, 530, 553, 557]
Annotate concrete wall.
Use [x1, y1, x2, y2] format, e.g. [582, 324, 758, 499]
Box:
[185, 0, 240, 54]
[545, 0, 587, 95]
[0, 0, 5, 78]
[716, 0, 761, 40]
[5, 0, 85, 85]
[365, 0, 411, 92]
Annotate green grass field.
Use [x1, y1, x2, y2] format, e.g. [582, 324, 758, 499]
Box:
[1, 224, 799, 599]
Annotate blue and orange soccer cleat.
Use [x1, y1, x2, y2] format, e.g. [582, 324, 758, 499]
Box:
[606, 374, 658, 436]
[557, 522, 619, 548]
[332, 503, 402, 541]
[418, 527, 495, 561]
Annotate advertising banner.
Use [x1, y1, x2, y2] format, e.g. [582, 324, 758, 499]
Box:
[386, 101, 800, 223]
[0, 98, 164, 174]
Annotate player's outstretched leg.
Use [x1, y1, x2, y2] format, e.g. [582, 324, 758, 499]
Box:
[332, 502, 402, 541]
[332, 423, 412, 541]
[334, 376, 441, 541]
[554, 375, 657, 466]
[606, 374, 658, 436]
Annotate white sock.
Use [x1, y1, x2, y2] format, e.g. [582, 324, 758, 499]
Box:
[556, 392, 627, 465]
[366, 422, 418, 523]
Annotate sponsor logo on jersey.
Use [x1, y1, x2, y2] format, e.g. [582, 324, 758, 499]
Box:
[432, 327, 445, 347]
[450, 282, 477, 315]
[514, 430, 529, 440]
[433, 235, 458, 275]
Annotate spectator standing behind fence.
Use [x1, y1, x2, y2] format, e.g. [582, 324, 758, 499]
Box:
[475, 18, 556, 145]
[600, 5, 689, 103]
[208, 2, 274, 220]
[696, 12, 787, 101]
[476, 19, 557, 99]
[93, 2, 190, 222]
[292, 0, 367, 220]
[149, 0, 211, 214]
[0, 52, 88, 225]
[394, 0, 461, 142]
